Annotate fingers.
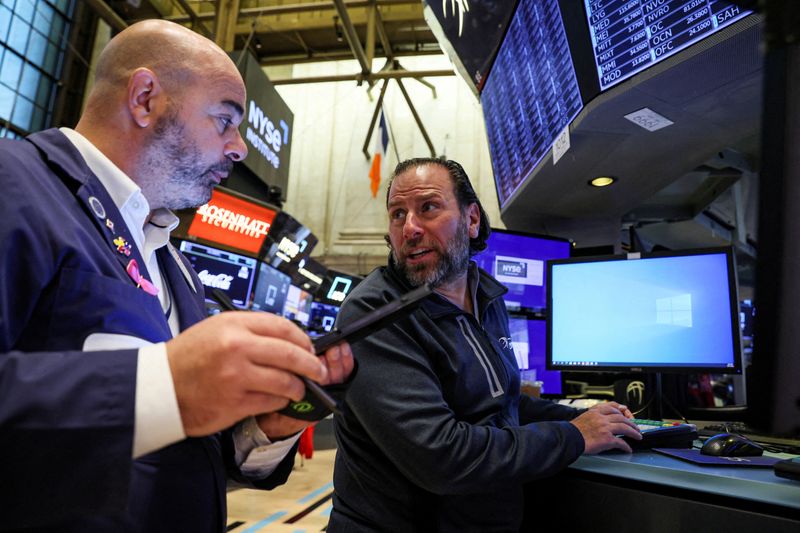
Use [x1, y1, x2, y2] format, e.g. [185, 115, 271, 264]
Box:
[242, 365, 307, 402]
[608, 437, 634, 454]
[592, 402, 632, 418]
[244, 335, 327, 383]
[571, 410, 642, 454]
[235, 311, 314, 352]
[608, 402, 634, 419]
[612, 420, 642, 440]
[255, 412, 310, 440]
[320, 342, 355, 385]
[240, 391, 291, 415]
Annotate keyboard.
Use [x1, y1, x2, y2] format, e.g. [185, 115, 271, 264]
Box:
[624, 419, 698, 449]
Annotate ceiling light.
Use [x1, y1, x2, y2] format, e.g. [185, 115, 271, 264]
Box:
[589, 176, 617, 187]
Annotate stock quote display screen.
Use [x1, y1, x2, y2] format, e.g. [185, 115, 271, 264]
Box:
[584, 0, 752, 90]
[481, 0, 583, 207]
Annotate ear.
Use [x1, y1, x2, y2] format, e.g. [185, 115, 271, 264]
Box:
[127, 68, 163, 128]
[467, 203, 480, 239]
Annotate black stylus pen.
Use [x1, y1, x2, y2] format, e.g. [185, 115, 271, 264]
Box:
[209, 288, 341, 416]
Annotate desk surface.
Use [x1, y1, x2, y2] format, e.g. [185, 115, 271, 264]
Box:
[571, 447, 800, 511]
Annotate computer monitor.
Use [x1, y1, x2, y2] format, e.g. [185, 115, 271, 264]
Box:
[472, 229, 571, 313]
[177, 240, 257, 309]
[583, 1, 752, 91]
[282, 284, 314, 327]
[308, 301, 340, 338]
[486, 2, 762, 238]
[250, 262, 292, 315]
[260, 210, 318, 275]
[480, 0, 584, 207]
[547, 247, 743, 374]
[507, 316, 562, 396]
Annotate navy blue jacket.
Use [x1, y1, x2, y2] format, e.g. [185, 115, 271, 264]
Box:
[330, 259, 585, 532]
[0, 129, 295, 531]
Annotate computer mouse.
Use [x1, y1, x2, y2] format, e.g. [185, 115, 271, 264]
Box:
[700, 433, 764, 457]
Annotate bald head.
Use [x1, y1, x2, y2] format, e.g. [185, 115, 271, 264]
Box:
[91, 19, 238, 101]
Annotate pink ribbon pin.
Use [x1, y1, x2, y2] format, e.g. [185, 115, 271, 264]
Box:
[126, 259, 159, 296]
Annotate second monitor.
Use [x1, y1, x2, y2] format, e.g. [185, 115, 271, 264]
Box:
[547, 247, 743, 375]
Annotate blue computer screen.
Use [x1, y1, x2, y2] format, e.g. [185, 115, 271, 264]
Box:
[584, 1, 752, 91]
[548, 249, 741, 372]
[473, 229, 571, 312]
[507, 317, 562, 396]
[178, 240, 257, 308]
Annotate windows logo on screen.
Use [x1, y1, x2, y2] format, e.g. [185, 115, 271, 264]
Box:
[656, 294, 693, 328]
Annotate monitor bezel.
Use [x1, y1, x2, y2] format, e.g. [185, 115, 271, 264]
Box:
[545, 246, 743, 375]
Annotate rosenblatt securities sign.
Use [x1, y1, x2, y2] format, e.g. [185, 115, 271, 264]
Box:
[187, 188, 277, 254]
[233, 51, 294, 200]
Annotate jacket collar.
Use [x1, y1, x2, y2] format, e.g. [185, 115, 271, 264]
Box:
[26, 128, 94, 187]
[384, 253, 507, 319]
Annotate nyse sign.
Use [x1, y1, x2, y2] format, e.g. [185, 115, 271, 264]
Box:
[235, 51, 294, 200]
[494, 255, 544, 287]
[246, 100, 289, 170]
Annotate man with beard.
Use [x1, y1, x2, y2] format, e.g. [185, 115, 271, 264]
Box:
[0, 19, 353, 532]
[329, 158, 641, 532]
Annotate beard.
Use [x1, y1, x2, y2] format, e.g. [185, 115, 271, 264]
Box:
[139, 107, 233, 210]
[393, 216, 471, 288]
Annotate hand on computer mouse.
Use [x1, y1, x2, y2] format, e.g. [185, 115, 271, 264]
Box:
[700, 433, 764, 457]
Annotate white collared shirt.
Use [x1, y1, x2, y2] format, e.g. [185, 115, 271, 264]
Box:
[59, 128, 298, 473]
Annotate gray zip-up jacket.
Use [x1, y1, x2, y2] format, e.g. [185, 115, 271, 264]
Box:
[329, 259, 585, 532]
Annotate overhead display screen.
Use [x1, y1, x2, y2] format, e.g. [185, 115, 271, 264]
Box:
[481, 0, 584, 207]
[423, 0, 519, 92]
[584, 0, 752, 91]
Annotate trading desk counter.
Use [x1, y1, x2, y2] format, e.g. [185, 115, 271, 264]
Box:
[522, 447, 800, 532]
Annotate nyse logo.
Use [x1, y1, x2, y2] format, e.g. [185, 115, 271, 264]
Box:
[245, 101, 290, 170]
[496, 259, 527, 278]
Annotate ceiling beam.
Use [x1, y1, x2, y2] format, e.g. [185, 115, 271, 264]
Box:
[165, 0, 420, 23]
[270, 68, 454, 85]
[375, 7, 394, 59]
[215, 0, 240, 52]
[86, 0, 127, 31]
[232, 6, 423, 36]
[173, 0, 213, 37]
[332, 0, 370, 74]
[365, 2, 376, 66]
[258, 47, 440, 66]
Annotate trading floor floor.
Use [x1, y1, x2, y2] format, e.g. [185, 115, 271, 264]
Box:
[226, 446, 336, 532]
